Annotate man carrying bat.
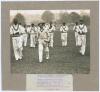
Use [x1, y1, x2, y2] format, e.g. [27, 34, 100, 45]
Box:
[38, 23, 50, 62]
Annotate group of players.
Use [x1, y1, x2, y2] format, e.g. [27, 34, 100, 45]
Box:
[10, 18, 88, 62]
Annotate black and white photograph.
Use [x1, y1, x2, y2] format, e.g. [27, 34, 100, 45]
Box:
[10, 10, 90, 74]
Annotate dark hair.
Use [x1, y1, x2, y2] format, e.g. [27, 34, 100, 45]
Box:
[80, 19, 84, 24]
[13, 18, 18, 25]
[19, 23, 21, 25]
[37, 23, 43, 29]
[31, 23, 34, 27]
[62, 22, 66, 26]
[42, 22, 45, 26]
[75, 22, 78, 25]
[38, 23, 40, 26]
[24, 24, 26, 28]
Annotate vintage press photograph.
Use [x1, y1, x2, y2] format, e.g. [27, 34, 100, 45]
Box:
[10, 10, 90, 74]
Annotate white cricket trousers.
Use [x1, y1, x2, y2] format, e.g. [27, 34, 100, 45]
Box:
[61, 33, 67, 46]
[22, 34, 28, 46]
[38, 39, 49, 62]
[12, 37, 23, 60]
[79, 35, 86, 55]
[75, 32, 81, 46]
[49, 33, 54, 47]
[75, 32, 78, 46]
[30, 34, 36, 47]
[38, 43, 43, 62]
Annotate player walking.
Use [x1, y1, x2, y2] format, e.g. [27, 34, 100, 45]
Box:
[38, 23, 50, 62]
[10, 18, 25, 60]
[60, 22, 69, 46]
[78, 20, 88, 55]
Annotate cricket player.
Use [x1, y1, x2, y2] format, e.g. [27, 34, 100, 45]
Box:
[73, 22, 81, 46]
[38, 23, 50, 62]
[10, 18, 25, 60]
[49, 22, 55, 47]
[60, 22, 69, 46]
[78, 20, 88, 55]
[30, 23, 37, 47]
[20, 24, 28, 47]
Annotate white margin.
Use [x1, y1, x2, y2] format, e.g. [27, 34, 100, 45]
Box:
[0, 1, 2, 92]
[1, 0, 99, 2]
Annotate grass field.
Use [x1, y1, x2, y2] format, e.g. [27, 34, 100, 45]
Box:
[11, 28, 90, 74]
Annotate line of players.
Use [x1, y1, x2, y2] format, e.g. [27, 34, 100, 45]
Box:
[10, 18, 88, 62]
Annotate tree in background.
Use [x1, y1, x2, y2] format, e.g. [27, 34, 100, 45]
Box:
[41, 11, 55, 22]
[13, 13, 26, 26]
[81, 15, 90, 25]
[58, 12, 70, 24]
[69, 12, 80, 23]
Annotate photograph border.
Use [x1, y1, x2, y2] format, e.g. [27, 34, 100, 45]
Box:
[1, 1, 99, 91]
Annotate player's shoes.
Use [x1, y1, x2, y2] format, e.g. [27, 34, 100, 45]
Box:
[39, 60, 42, 63]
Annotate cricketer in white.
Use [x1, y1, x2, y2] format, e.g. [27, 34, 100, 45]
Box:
[78, 20, 88, 55]
[10, 18, 25, 60]
[60, 22, 69, 47]
[38, 23, 50, 62]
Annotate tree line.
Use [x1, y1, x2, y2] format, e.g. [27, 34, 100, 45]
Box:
[12, 11, 90, 26]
